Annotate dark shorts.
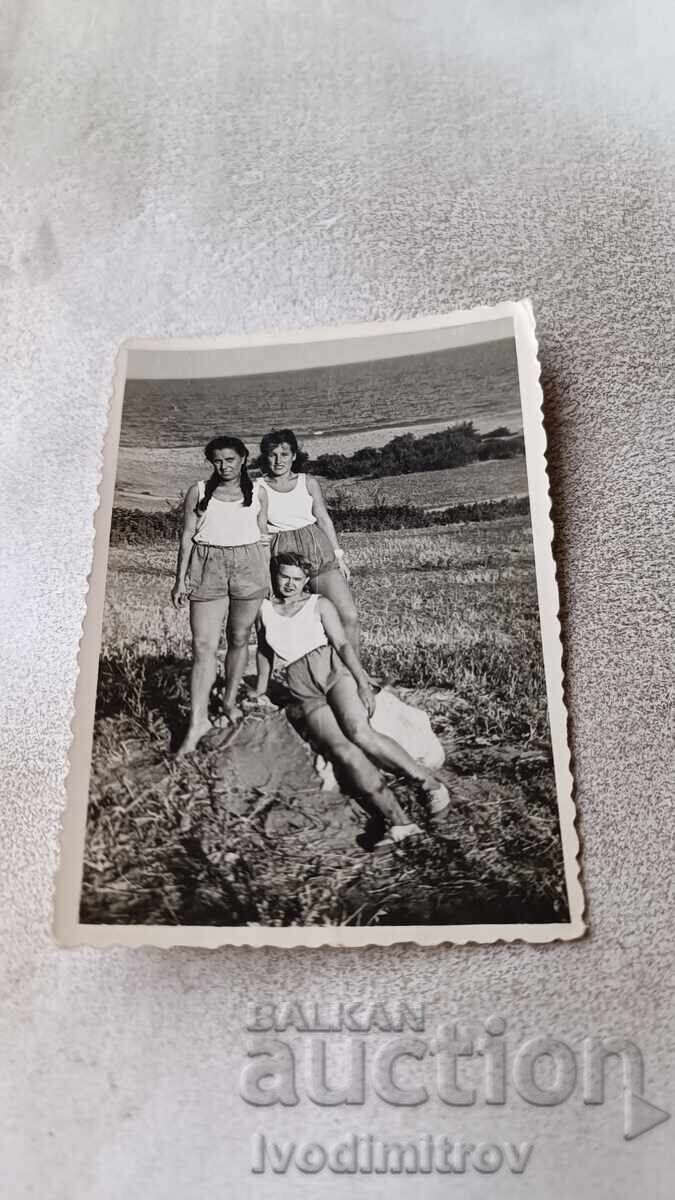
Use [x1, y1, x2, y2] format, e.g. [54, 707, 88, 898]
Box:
[186, 542, 270, 602]
[271, 524, 339, 578]
[286, 644, 351, 717]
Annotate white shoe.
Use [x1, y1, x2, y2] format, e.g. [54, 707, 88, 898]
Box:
[426, 783, 451, 815]
[373, 823, 423, 853]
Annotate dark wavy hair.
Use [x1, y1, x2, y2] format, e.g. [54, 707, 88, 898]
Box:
[271, 551, 313, 593]
[258, 428, 309, 473]
[198, 435, 253, 512]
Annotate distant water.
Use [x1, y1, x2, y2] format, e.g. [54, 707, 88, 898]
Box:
[121, 339, 520, 449]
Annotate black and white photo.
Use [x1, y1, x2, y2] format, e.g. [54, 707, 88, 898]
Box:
[56, 303, 583, 946]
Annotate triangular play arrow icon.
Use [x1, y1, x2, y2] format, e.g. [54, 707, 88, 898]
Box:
[624, 1091, 671, 1140]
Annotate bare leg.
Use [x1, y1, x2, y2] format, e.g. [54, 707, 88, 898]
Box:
[311, 569, 360, 654]
[222, 596, 264, 719]
[303, 703, 410, 828]
[178, 596, 229, 755]
[328, 676, 440, 789]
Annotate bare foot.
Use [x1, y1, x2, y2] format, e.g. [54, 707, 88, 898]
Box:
[176, 719, 213, 757]
[221, 702, 243, 725]
[242, 693, 277, 713]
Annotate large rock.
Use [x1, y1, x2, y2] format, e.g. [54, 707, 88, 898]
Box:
[210, 710, 321, 802]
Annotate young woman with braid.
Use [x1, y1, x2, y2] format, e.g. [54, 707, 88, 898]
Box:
[172, 435, 270, 754]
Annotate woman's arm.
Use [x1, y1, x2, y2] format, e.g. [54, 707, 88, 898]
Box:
[253, 615, 275, 697]
[319, 597, 375, 716]
[306, 476, 350, 579]
[257, 484, 270, 541]
[172, 485, 199, 608]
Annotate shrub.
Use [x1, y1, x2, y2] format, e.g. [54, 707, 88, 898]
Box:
[478, 435, 525, 460]
[110, 496, 531, 544]
[482, 425, 513, 439]
[330, 496, 530, 533]
[311, 421, 522, 479]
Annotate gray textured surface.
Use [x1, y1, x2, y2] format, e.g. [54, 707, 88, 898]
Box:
[0, 1, 673, 1195]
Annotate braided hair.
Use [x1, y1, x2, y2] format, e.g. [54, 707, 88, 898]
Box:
[198, 435, 253, 513]
[258, 428, 309, 473]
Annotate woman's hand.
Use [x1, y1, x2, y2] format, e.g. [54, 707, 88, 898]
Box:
[171, 582, 188, 609]
[357, 682, 376, 718]
[334, 548, 350, 580]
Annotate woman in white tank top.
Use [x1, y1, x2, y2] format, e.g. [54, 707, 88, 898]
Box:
[172, 435, 270, 754]
[257, 429, 362, 655]
[254, 552, 451, 851]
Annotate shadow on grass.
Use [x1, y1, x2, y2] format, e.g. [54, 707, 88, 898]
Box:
[87, 649, 569, 928]
[95, 649, 192, 752]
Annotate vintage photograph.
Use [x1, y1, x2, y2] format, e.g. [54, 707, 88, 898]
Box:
[56, 304, 583, 946]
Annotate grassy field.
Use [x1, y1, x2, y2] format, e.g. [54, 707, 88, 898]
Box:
[82, 514, 568, 927]
[323, 456, 528, 510]
[115, 452, 527, 512]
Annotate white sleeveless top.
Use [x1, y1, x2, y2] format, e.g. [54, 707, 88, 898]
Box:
[193, 479, 262, 547]
[260, 594, 327, 664]
[258, 474, 316, 532]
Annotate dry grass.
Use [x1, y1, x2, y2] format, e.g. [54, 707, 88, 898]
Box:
[114, 454, 527, 513]
[322, 456, 528, 510]
[82, 515, 569, 926]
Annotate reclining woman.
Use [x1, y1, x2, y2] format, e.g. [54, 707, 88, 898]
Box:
[253, 552, 450, 849]
[257, 428, 361, 653]
[172, 435, 270, 754]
